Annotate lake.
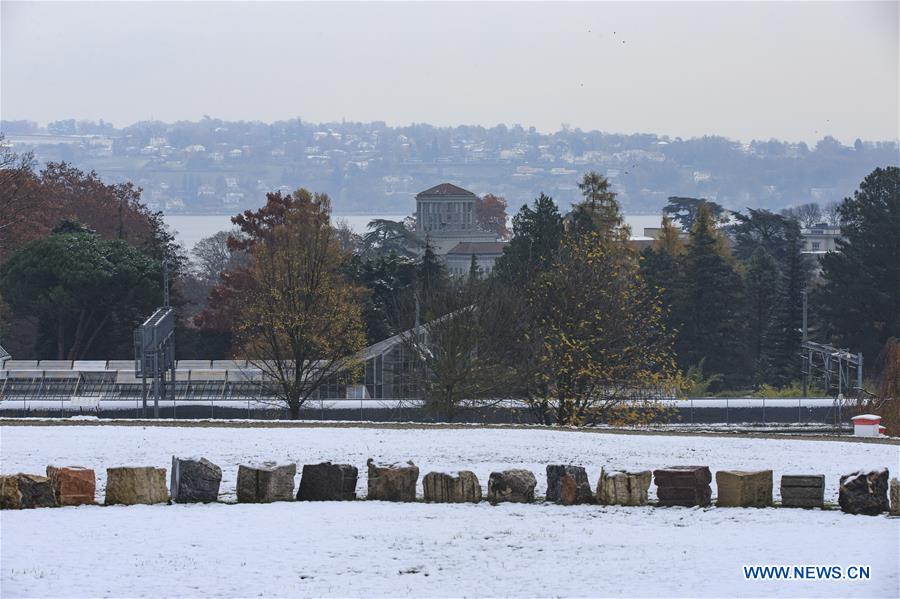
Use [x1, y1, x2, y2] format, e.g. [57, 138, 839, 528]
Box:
[164, 213, 664, 251]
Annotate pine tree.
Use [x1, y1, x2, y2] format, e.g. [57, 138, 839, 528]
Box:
[767, 224, 810, 386]
[570, 171, 629, 241]
[675, 203, 749, 388]
[468, 253, 481, 280]
[818, 166, 900, 361]
[493, 193, 564, 286]
[639, 216, 684, 334]
[743, 247, 779, 386]
[417, 240, 449, 320]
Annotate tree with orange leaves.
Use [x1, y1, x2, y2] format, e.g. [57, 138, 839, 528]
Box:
[475, 193, 510, 239]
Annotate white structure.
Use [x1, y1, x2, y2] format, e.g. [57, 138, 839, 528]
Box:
[445, 242, 507, 277]
[851, 414, 883, 437]
[801, 223, 841, 254]
[415, 183, 498, 255]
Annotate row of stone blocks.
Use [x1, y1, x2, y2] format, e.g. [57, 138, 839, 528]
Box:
[2, 460, 897, 516]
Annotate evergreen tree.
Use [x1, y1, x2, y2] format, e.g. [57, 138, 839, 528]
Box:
[570, 171, 628, 241]
[743, 247, 779, 386]
[468, 253, 481, 280]
[767, 224, 810, 386]
[417, 240, 449, 320]
[493, 193, 564, 286]
[663, 196, 726, 231]
[818, 166, 900, 361]
[639, 216, 684, 334]
[675, 203, 748, 388]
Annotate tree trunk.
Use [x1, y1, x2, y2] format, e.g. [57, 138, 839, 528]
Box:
[289, 400, 300, 420]
[57, 318, 66, 360]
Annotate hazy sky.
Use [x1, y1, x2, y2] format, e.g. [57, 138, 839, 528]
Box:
[2, 1, 898, 144]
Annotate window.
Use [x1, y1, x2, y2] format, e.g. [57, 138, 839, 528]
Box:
[812, 241, 821, 251]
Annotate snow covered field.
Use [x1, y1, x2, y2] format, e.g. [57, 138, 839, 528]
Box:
[1, 424, 898, 597]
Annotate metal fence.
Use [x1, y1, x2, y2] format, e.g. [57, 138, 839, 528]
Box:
[0, 370, 842, 425]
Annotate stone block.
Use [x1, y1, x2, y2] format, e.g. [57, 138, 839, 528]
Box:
[170, 457, 222, 503]
[46, 466, 96, 506]
[657, 485, 712, 505]
[423, 471, 481, 503]
[839, 469, 890, 515]
[487, 469, 536, 504]
[297, 462, 358, 501]
[653, 466, 712, 487]
[105, 467, 169, 505]
[782, 497, 826, 508]
[236, 463, 296, 503]
[366, 459, 419, 502]
[890, 478, 899, 516]
[781, 475, 825, 488]
[716, 470, 773, 507]
[781, 486, 825, 500]
[596, 468, 652, 506]
[780, 474, 825, 508]
[0, 474, 57, 509]
[546, 465, 592, 505]
[654, 466, 712, 507]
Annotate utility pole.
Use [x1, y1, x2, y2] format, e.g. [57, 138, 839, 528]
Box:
[163, 258, 170, 314]
[801, 290, 808, 396]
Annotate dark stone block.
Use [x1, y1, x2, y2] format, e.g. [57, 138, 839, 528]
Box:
[781, 475, 825, 488]
[170, 457, 222, 503]
[782, 497, 825, 508]
[781, 486, 825, 500]
[839, 469, 890, 515]
[487, 469, 536, 504]
[1, 474, 57, 509]
[297, 462, 358, 501]
[653, 466, 712, 486]
[546, 465, 593, 505]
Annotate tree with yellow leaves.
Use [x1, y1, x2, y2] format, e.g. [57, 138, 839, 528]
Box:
[235, 189, 366, 419]
[525, 231, 680, 425]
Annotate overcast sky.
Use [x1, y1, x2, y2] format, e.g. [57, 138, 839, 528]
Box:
[2, 1, 897, 144]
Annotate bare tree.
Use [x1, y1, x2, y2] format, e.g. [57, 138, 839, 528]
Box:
[191, 230, 235, 281]
[333, 217, 362, 254]
[823, 201, 842, 226]
[397, 279, 519, 421]
[782, 202, 822, 228]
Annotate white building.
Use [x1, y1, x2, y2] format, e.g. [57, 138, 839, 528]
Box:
[413, 183, 508, 274]
[801, 223, 841, 254]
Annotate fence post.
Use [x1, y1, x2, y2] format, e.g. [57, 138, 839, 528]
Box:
[726, 398, 729, 425]
[762, 397, 766, 425]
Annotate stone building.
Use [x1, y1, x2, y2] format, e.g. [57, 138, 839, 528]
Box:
[415, 183, 506, 273]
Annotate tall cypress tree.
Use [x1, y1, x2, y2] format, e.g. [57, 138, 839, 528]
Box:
[417, 240, 448, 320]
[767, 224, 810, 386]
[743, 247, 780, 386]
[675, 203, 748, 388]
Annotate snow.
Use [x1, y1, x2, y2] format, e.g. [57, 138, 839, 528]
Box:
[1, 424, 898, 597]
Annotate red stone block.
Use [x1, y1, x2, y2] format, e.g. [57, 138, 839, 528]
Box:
[47, 466, 96, 506]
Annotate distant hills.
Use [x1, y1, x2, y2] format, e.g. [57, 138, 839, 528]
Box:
[3, 118, 897, 216]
